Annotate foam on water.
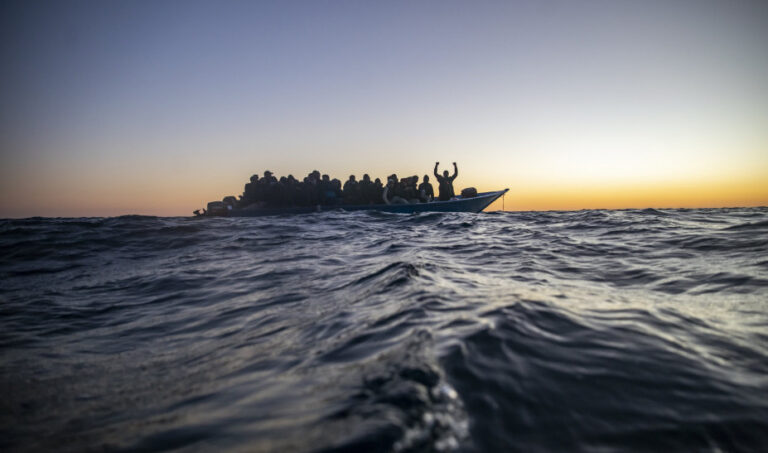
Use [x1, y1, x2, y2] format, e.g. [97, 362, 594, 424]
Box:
[1, 208, 767, 451]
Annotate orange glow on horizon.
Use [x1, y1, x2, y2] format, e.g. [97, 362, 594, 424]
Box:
[481, 176, 768, 212]
[1, 169, 765, 217]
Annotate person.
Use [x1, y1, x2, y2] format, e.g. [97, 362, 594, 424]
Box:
[286, 175, 300, 206]
[262, 170, 277, 184]
[320, 174, 336, 205]
[331, 178, 343, 204]
[418, 175, 434, 202]
[403, 176, 420, 203]
[343, 175, 359, 204]
[359, 174, 374, 204]
[434, 162, 458, 201]
[302, 175, 319, 206]
[387, 174, 411, 202]
[373, 178, 384, 204]
[242, 174, 259, 204]
[261, 170, 279, 206]
[383, 177, 408, 204]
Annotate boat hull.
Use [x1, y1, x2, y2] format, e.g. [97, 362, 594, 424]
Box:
[226, 189, 508, 217]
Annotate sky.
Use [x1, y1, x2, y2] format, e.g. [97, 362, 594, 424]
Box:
[1, 0, 767, 217]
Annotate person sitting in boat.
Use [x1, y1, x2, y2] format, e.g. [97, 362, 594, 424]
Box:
[262, 170, 277, 184]
[373, 178, 384, 204]
[343, 175, 359, 204]
[261, 170, 281, 206]
[319, 174, 336, 205]
[302, 175, 320, 206]
[434, 161, 458, 201]
[242, 174, 259, 205]
[331, 178, 343, 204]
[418, 175, 434, 202]
[278, 176, 296, 206]
[359, 174, 374, 204]
[403, 176, 420, 203]
[388, 174, 410, 202]
[383, 178, 408, 204]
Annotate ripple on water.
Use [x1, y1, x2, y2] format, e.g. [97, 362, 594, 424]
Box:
[1, 208, 767, 451]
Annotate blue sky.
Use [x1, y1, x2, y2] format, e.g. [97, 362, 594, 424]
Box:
[1, 0, 767, 215]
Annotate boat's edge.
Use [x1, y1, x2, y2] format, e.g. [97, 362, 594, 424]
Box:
[221, 189, 509, 217]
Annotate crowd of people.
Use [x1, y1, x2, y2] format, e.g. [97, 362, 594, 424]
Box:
[232, 162, 459, 209]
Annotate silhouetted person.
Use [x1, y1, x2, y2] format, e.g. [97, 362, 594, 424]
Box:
[262, 170, 277, 184]
[304, 176, 320, 206]
[373, 178, 384, 204]
[343, 175, 359, 204]
[359, 174, 374, 204]
[286, 175, 300, 206]
[320, 174, 336, 205]
[243, 174, 259, 204]
[434, 162, 458, 201]
[331, 178, 343, 204]
[403, 176, 419, 203]
[383, 178, 408, 204]
[418, 175, 434, 202]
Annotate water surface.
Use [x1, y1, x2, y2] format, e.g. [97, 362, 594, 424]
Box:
[1, 208, 767, 451]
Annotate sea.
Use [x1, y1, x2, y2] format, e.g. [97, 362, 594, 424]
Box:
[1, 208, 767, 452]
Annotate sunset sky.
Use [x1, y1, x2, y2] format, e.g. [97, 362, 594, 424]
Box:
[1, 0, 767, 217]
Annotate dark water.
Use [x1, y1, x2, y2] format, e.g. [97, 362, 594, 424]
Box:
[2, 208, 767, 452]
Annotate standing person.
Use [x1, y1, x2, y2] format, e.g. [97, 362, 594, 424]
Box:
[418, 175, 434, 202]
[434, 162, 458, 201]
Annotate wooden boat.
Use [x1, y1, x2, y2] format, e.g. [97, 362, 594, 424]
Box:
[205, 189, 508, 217]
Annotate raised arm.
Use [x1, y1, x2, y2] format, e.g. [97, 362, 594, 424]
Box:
[382, 184, 391, 205]
[433, 162, 440, 179]
[451, 162, 458, 180]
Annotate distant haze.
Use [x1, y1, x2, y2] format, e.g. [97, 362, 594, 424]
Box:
[1, 0, 766, 217]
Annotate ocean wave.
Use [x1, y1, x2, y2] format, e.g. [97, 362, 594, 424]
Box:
[1, 207, 767, 451]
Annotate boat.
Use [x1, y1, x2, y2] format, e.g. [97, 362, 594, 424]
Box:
[201, 189, 508, 217]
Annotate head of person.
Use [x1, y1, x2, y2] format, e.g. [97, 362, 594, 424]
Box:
[389, 174, 398, 183]
[264, 170, 273, 179]
[423, 175, 429, 183]
[279, 176, 287, 184]
[374, 178, 381, 185]
[250, 174, 259, 183]
[363, 174, 371, 182]
[443, 170, 449, 178]
[332, 179, 341, 189]
[348, 175, 356, 182]
[322, 174, 330, 182]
